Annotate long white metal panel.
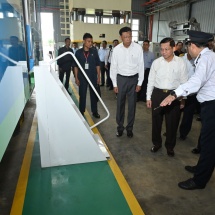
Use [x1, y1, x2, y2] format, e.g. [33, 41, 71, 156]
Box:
[34, 65, 107, 168]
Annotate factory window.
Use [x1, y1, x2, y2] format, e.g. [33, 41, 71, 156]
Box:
[103, 18, 110, 24]
[85, 16, 95, 23]
[131, 19, 139, 41]
[120, 18, 124, 24]
[0, 12, 3, 18]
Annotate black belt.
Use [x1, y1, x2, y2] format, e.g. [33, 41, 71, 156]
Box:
[201, 99, 215, 107]
[117, 74, 138, 78]
[154, 87, 174, 93]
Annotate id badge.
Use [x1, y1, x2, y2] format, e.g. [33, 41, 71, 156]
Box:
[85, 63, 89, 69]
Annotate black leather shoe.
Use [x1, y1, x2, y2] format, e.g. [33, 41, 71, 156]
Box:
[116, 130, 123, 137]
[151, 145, 161, 153]
[178, 178, 205, 190]
[185, 165, 196, 173]
[92, 112, 100, 118]
[191, 148, 200, 154]
[127, 130, 133, 138]
[167, 149, 175, 157]
[179, 135, 186, 141]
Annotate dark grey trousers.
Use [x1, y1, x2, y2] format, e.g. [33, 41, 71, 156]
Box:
[116, 74, 138, 132]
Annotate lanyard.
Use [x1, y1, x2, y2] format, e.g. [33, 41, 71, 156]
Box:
[83, 51, 89, 63]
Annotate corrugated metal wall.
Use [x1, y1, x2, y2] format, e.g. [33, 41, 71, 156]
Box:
[152, 4, 189, 42]
[158, 4, 189, 22]
[152, 0, 215, 42]
[192, 0, 215, 33]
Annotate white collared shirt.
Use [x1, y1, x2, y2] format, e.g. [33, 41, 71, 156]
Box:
[175, 48, 215, 103]
[143, 50, 155, 69]
[147, 55, 188, 100]
[110, 42, 144, 87]
[105, 48, 113, 65]
[182, 53, 195, 79]
[98, 47, 109, 62]
[72, 47, 78, 54]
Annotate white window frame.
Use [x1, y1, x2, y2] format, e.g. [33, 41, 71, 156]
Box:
[131, 19, 139, 42]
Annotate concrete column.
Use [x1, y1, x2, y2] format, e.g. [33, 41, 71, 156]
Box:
[112, 10, 120, 24]
[124, 11, 130, 23]
[95, 9, 103, 24]
[77, 8, 85, 22]
[71, 8, 78, 21]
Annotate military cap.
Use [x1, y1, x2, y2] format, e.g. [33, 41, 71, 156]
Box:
[186, 30, 214, 44]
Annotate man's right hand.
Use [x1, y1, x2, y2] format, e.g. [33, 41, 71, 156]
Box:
[114, 87, 118, 94]
[75, 78, 80, 86]
[147, 100, 152, 108]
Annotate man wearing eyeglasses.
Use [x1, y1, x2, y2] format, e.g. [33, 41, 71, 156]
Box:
[160, 30, 215, 190]
[146, 37, 188, 157]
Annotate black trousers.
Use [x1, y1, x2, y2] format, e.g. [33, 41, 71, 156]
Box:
[79, 79, 98, 114]
[106, 62, 113, 89]
[151, 88, 181, 149]
[116, 74, 138, 132]
[59, 69, 71, 90]
[137, 68, 150, 101]
[179, 94, 198, 137]
[193, 100, 215, 187]
[100, 62, 107, 85]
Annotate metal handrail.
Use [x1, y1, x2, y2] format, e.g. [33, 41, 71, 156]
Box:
[49, 51, 110, 129]
[0, 52, 19, 65]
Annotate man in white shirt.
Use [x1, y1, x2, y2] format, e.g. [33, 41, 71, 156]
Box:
[137, 39, 155, 102]
[160, 30, 215, 190]
[98, 40, 108, 86]
[72, 42, 78, 54]
[146, 37, 188, 156]
[105, 39, 119, 90]
[110, 27, 144, 138]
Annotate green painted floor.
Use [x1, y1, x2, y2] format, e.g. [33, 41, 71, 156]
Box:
[22, 86, 132, 215]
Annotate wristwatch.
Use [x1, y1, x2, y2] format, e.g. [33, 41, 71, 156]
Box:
[170, 91, 177, 99]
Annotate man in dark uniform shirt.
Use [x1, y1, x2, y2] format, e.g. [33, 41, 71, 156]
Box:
[57, 38, 74, 95]
[74, 33, 101, 118]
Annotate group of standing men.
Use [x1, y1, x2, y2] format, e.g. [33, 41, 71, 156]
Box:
[57, 27, 215, 191]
